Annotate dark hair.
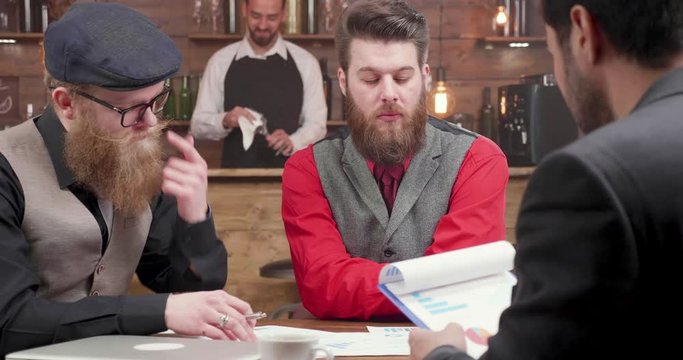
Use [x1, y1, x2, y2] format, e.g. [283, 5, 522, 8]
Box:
[336, 0, 429, 72]
[542, 0, 683, 69]
[243, 0, 286, 10]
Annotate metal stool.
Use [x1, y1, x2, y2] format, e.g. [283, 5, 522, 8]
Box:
[258, 259, 295, 279]
[259, 259, 300, 319]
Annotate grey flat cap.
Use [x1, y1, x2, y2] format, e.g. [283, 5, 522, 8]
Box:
[44, 3, 181, 90]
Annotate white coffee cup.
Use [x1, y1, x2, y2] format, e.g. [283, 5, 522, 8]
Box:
[258, 333, 334, 360]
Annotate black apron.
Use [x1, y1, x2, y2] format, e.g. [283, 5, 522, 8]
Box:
[222, 49, 303, 168]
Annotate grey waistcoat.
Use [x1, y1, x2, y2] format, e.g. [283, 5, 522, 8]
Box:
[313, 118, 476, 263]
[0, 121, 152, 302]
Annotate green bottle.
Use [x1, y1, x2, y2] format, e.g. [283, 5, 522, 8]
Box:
[179, 75, 192, 120]
[162, 78, 176, 119]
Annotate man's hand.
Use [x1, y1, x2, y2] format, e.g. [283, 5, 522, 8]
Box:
[266, 129, 294, 156]
[163, 131, 208, 224]
[409, 324, 467, 360]
[223, 106, 256, 129]
[165, 290, 257, 342]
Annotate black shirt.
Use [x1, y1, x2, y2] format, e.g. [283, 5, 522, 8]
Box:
[0, 108, 227, 356]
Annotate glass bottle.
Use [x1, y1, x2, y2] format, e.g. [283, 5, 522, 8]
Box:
[319, 58, 332, 120]
[284, 0, 301, 34]
[162, 78, 176, 120]
[190, 75, 199, 112]
[304, 0, 317, 34]
[179, 75, 192, 120]
[19, 0, 32, 32]
[224, 0, 240, 34]
[479, 87, 496, 141]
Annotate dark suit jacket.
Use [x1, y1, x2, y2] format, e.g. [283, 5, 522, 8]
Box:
[427, 67, 683, 360]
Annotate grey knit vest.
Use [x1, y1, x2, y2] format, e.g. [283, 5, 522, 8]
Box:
[313, 118, 476, 263]
[0, 120, 152, 301]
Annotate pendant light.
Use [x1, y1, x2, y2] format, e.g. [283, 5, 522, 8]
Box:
[427, 1, 456, 120]
[493, 0, 510, 36]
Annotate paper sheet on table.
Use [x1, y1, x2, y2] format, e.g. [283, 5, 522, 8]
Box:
[255, 325, 409, 357]
[366, 326, 417, 334]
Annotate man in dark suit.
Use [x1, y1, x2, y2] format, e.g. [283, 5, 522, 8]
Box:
[409, 1, 683, 359]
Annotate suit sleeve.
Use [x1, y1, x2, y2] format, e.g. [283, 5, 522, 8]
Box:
[136, 194, 227, 293]
[481, 151, 637, 360]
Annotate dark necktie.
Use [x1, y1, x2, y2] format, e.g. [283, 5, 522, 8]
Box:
[373, 164, 405, 215]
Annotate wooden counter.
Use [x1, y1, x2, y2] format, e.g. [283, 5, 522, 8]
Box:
[130, 166, 534, 314]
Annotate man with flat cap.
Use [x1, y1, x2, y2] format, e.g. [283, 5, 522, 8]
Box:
[0, 3, 256, 355]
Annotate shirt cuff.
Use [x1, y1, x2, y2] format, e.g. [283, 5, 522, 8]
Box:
[119, 294, 169, 335]
[180, 208, 219, 256]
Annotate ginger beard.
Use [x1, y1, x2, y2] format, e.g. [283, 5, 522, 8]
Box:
[346, 87, 427, 165]
[64, 105, 166, 217]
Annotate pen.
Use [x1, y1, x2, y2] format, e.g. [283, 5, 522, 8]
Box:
[245, 311, 267, 321]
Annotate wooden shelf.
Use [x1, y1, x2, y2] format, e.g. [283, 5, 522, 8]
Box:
[208, 168, 283, 178]
[189, 33, 334, 42]
[326, 120, 347, 126]
[165, 119, 344, 127]
[0, 32, 44, 41]
[508, 167, 535, 178]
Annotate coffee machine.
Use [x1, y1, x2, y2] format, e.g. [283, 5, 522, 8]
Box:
[498, 74, 577, 166]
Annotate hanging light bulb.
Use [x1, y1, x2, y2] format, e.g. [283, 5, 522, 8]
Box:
[427, 1, 456, 120]
[493, 4, 509, 36]
[495, 5, 508, 26]
[427, 67, 456, 120]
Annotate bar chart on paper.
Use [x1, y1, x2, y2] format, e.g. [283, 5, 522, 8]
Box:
[413, 292, 468, 315]
[377, 241, 518, 358]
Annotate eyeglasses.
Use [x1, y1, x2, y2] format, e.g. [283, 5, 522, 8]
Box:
[71, 85, 172, 127]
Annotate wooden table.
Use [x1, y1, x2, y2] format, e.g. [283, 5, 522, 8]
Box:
[259, 319, 413, 359]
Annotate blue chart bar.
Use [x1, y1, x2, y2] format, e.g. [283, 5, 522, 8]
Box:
[428, 304, 467, 315]
[412, 292, 467, 315]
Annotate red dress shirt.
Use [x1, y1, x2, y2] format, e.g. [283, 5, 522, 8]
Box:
[281, 136, 508, 320]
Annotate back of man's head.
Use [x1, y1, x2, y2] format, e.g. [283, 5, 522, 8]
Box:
[542, 0, 683, 69]
[335, 0, 429, 73]
[43, 3, 180, 91]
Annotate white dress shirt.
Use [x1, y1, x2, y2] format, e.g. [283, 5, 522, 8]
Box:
[190, 35, 327, 153]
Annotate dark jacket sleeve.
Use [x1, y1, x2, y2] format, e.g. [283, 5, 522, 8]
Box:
[480, 150, 637, 360]
[425, 345, 473, 360]
[0, 154, 168, 356]
[135, 194, 227, 292]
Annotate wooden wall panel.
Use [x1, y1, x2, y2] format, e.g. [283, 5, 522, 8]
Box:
[0, 42, 43, 77]
[207, 180, 284, 231]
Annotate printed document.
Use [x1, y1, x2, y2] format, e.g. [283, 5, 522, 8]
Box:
[378, 241, 517, 358]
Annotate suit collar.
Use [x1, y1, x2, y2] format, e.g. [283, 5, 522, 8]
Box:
[35, 106, 76, 189]
[634, 66, 683, 112]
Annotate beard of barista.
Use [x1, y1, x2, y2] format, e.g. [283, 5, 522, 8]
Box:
[249, 26, 277, 47]
[346, 86, 427, 165]
[561, 44, 614, 135]
[64, 103, 166, 217]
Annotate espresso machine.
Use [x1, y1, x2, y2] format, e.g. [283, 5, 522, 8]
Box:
[498, 74, 577, 166]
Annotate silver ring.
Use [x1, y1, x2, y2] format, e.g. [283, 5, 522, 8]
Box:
[219, 313, 230, 328]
